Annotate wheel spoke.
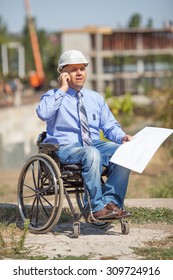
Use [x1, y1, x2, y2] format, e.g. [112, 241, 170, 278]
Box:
[31, 161, 38, 190]
[40, 171, 51, 188]
[22, 194, 36, 198]
[29, 196, 37, 221]
[40, 193, 54, 208]
[21, 183, 36, 198]
[33, 196, 39, 227]
[23, 183, 36, 192]
[37, 160, 42, 189]
[39, 196, 51, 217]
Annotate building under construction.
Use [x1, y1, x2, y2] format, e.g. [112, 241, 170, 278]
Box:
[1, 24, 173, 96]
[61, 26, 173, 95]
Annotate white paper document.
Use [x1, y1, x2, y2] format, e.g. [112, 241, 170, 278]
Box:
[110, 126, 173, 173]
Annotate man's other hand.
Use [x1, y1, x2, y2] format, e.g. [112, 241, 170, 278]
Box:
[122, 134, 132, 143]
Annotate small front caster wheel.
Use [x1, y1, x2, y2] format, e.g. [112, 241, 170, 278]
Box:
[73, 222, 80, 238]
[121, 220, 130, 235]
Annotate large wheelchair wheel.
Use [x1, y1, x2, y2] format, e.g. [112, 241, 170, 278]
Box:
[17, 153, 64, 233]
[75, 192, 111, 229]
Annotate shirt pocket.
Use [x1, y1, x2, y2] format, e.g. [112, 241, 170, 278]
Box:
[87, 110, 100, 128]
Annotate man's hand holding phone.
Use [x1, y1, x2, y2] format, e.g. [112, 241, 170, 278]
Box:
[58, 72, 71, 93]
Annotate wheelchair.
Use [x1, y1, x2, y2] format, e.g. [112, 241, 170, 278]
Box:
[17, 131, 130, 238]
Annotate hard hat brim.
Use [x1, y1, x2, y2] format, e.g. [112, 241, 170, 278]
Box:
[57, 62, 88, 73]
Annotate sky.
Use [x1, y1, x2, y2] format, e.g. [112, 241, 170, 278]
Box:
[0, 0, 173, 33]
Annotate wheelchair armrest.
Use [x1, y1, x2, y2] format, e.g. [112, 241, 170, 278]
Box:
[37, 131, 47, 146]
[39, 143, 60, 152]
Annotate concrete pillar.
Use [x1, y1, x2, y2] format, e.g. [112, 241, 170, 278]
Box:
[95, 33, 104, 93]
[137, 59, 144, 74]
[1, 44, 8, 76]
[18, 45, 25, 78]
[136, 33, 144, 75]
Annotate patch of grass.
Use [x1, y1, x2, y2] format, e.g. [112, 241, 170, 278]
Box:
[126, 207, 173, 224]
[59, 207, 73, 223]
[0, 205, 19, 225]
[132, 235, 173, 260]
[0, 219, 29, 259]
[28, 255, 49, 260]
[100, 256, 118, 260]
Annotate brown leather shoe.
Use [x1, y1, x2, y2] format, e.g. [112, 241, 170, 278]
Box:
[106, 203, 132, 219]
[93, 207, 116, 220]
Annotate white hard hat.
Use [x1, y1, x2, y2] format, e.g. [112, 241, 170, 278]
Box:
[57, 50, 89, 72]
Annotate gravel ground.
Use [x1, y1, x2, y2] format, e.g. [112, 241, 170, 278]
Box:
[23, 198, 173, 260]
[0, 198, 172, 260]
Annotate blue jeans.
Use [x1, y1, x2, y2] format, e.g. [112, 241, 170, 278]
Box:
[57, 140, 131, 213]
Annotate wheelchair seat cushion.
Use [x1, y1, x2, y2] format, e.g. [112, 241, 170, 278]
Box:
[61, 164, 82, 171]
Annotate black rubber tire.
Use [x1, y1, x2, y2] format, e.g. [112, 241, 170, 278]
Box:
[17, 154, 64, 233]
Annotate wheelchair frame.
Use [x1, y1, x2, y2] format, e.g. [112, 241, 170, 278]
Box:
[17, 132, 130, 237]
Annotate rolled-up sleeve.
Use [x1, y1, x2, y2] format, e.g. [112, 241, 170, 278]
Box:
[36, 89, 65, 121]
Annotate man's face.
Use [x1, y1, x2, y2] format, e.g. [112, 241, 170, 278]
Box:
[62, 64, 86, 90]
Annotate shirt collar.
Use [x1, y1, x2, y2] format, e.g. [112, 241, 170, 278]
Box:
[67, 87, 78, 97]
[67, 87, 84, 97]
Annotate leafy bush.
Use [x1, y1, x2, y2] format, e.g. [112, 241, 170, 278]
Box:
[149, 175, 173, 198]
[105, 93, 134, 119]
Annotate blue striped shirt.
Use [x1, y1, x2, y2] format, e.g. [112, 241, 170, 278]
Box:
[36, 87, 126, 145]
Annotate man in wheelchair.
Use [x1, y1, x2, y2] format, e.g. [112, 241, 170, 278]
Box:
[36, 50, 132, 221]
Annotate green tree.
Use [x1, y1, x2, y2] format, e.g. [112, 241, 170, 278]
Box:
[128, 14, 141, 28]
[21, 18, 35, 73]
[0, 16, 8, 44]
[45, 44, 61, 82]
[146, 18, 153, 28]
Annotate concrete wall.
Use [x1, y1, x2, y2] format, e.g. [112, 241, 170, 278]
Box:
[0, 103, 46, 170]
